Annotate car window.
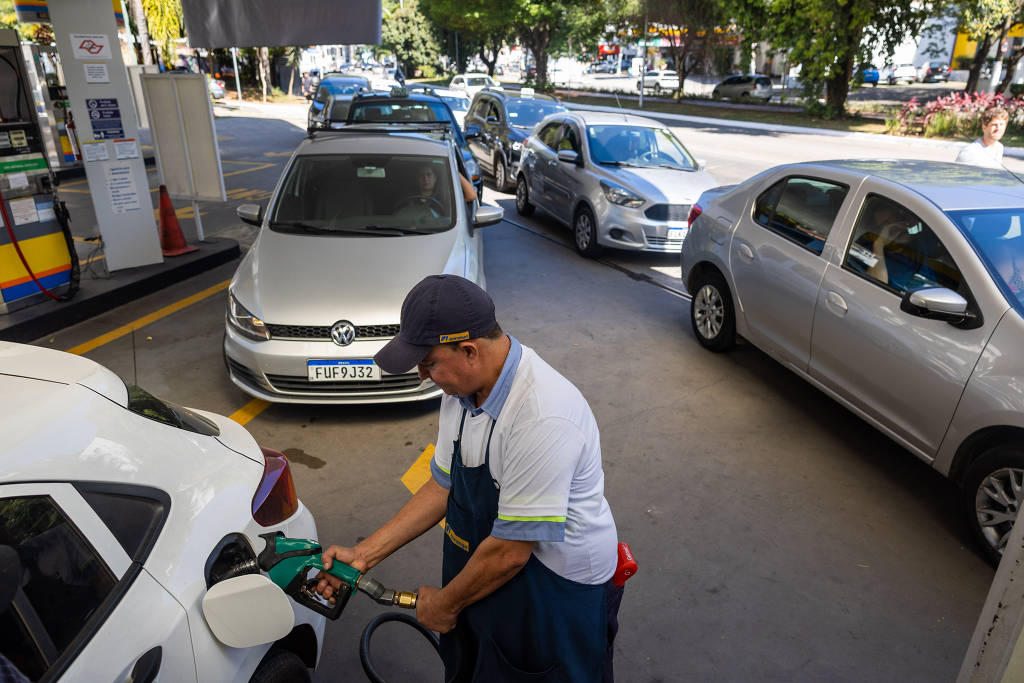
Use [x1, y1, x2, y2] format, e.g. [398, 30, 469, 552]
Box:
[441, 96, 469, 112]
[468, 98, 486, 119]
[505, 100, 567, 129]
[947, 209, 1024, 309]
[537, 121, 562, 149]
[0, 496, 118, 681]
[845, 194, 966, 295]
[558, 124, 581, 153]
[755, 77, 772, 87]
[752, 176, 848, 255]
[126, 384, 220, 436]
[487, 102, 502, 123]
[270, 154, 456, 234]
[585, 124, 696, 170]
[349, 101, 436, 122]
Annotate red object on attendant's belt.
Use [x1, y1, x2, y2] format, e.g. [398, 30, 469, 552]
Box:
[612, 542, 637, 587]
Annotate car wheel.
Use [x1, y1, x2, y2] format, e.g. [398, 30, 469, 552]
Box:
[741, 91, 750, 99]
[250, 647, 310, 683]
[515, 175, 534, 216]
[653, 83, 661, 93]
[573, 206, 602, 257]
[712, 88, 720, 98]
[963, 445, 1024, 565]
[690, 269, 736, 351]
[494, 156, 510, 192]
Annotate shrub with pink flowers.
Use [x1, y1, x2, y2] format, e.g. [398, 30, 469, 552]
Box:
[886, 91, 1024, 138]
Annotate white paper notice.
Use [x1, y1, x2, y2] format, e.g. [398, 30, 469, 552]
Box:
[84, 62, 109, 83]
[70, 34, 111, 60]
[106, 165, 142, 214]
[7, 172, 28, 189]
[114, 138, 139, 160]
[81, 140, 108, 162]
[10, 197, 39, 225]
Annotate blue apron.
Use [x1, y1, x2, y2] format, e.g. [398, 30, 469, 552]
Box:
[439, 409, 607, 682]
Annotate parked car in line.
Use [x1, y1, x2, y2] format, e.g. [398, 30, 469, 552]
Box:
[406, 84, 471, 129]
[711, 74, 774, 102]
[885, 63, 917, 84]
[464, 88, 567, 191]
[918, 60, 951, 82]
[637, 69, 680, 94]
[590, 61, 618, 74]
[858, 65, 879, 86]
[448, 72, 502, 99]
[224, 125, 504, 404]
[515, 111, 718, 256]
[0, 341, 326, 681]
[306, 75, 371, 129]
[208, 76, 226, 99]
[680, 159, 1024, 565]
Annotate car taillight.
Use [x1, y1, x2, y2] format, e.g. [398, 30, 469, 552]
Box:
[687, 204, 702, 225]
[252, 447, 298, 526]
[523, 136, 531, 147]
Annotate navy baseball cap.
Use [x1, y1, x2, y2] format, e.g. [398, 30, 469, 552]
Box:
[374, 275, 496, 374]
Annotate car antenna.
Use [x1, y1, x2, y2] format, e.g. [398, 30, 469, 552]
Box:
[613, 93, 627, 121]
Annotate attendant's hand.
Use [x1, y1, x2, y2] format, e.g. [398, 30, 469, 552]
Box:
[314, 545, 368, 603]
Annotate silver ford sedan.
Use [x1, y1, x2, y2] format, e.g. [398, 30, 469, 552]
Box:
[224, 126, 502, 404]
[681, 159, 1024, 564]
[515, 111, 718, 256]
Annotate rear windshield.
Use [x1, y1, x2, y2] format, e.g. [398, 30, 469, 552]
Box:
[947, 209, 1024, 311]
[270, 154, 456, 235]
[323, 80, 367, 95]
[506, 99, 568, 129]
[127, 385, 219, 436]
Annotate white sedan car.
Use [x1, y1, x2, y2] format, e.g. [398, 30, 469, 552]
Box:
[448, 72, 501, 99]
[0, 342, 326, 682]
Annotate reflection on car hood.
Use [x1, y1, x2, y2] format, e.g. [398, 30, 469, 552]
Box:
[236, 228, 463, 326]
[604, 166, 719, 204]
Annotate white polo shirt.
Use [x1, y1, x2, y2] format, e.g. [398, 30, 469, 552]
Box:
[956, 138, 1004, 168]
[431, 338, 618, 585]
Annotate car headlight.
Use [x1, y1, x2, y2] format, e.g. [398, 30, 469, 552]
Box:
[601, 181, 645, 208]
[227, 294, 269, 341]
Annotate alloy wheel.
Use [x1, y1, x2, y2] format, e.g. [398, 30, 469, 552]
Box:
[495, 159, 506, 191]
[693, 284, 725, 340]
[975, 466, 1024, 554]
[575, 212, 593, 250]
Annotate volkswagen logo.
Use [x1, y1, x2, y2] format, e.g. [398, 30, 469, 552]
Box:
[330, 321, 356, 346]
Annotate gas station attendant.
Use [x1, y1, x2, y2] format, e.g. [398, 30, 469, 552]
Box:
[316, 274, 623, 681]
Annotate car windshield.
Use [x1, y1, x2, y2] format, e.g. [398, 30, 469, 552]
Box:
[467, 77, 490, 86]
[506, 100, 567, 129]
[323, 80, 366, 95]
[947, 209, 1024, 310]
[586, 124, 697, 170]
[442, 96, 469, 112]
[270, 154, 456, 235]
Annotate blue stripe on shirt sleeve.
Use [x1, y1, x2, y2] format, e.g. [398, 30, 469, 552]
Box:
[431, 458, 452, 489]
[491, 518, 565, 542]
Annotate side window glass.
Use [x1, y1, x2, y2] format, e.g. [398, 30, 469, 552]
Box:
[0, 496, 117, 680]
[557, 125, 581, 153]
[845, 194, 966, 295]
[537, 122, 562, 149]
[752, 176, 848, 254]
[488, 102, 502, 123]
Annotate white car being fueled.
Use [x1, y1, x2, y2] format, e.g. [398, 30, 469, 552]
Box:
[0, 342, 326, 682]
[224, 124, 504, 404]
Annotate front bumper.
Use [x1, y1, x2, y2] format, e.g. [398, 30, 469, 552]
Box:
[594, 201, 689, 253]
[224, 326, 442, 405]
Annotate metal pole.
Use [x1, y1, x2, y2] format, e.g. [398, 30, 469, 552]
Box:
[231, 47, 242, 102]
[639, 7, 649, 108]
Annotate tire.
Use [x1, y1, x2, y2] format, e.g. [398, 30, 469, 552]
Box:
[689, 269, 736, 351]
[712, 89, 720, 99]
[250, 647, 311, 683]
[654, 83, 661, 93]
[494, 156, 510, 192]
[963, 445, 1024, 566]
[515, 175, 534, 216]
[573, 206, 602, 257]
[741, 91, 750, 99]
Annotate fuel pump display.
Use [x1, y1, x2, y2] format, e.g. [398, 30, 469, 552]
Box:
[0, 28, 77, 313]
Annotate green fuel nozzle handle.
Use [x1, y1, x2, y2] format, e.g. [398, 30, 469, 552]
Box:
[309, 555, 363, 589]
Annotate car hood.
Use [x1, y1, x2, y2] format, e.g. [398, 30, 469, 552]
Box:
[233, 227, 468, 326]
[603, 166, 719, 205]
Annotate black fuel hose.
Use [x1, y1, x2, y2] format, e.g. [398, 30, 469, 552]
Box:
[359, 612, 440, 683]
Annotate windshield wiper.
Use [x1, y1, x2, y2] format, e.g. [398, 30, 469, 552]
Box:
[271, 221, 386, 236]
[363, 225, 434, 235]
[597, 160, 641, 167]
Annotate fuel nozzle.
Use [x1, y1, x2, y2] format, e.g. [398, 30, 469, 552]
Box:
[356, 575, 418, 609]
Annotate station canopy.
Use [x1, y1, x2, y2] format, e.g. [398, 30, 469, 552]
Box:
[180, 0, 381, 48]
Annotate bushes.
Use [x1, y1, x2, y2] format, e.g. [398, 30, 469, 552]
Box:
[886, 91, 1024, 138]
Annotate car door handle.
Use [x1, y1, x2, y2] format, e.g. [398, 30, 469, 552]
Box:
[825, 290, 848, 316]
[127, 646, 162, 683]
[737, 243, 755, 261]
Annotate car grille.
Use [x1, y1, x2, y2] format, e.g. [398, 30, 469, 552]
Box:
[646, 235, 683, 248]
[267, 323, 400, 340]
[644, 204, 691, 221]
[265, 372, 422, 394]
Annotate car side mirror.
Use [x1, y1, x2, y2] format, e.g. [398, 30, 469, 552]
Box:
[237, 203, 263, 227]
[557, 149, 580, 165]
[464, 125, 481, 139]
[695, 158, 707, 170]
[474, 204, 504, 227]
[900, 287, 981, 328]
[202, 574, 295, 648]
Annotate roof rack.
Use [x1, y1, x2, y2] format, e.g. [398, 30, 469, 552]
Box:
[306, 120, 456, 140]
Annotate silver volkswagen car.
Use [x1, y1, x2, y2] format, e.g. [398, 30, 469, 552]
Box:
[681, 159, 1024, 563]
[224, 125, 503, 404]
[515, 111, 718, 256]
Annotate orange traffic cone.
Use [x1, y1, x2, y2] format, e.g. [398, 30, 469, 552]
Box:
[158, 184, 198, 257]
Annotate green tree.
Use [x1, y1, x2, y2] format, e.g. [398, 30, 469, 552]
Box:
[141, 0, 183, 66]
[955, 0, 1023, 92]
[421, 0, 515, 75]
[514, 0, 613, 86]
[646, 0, 729, 91]
[732, 0, 933, 115]
[382, 0, 443, 77]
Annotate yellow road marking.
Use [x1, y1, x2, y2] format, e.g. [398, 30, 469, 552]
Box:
[230, 398, 271, 426]
[152, 206, 208, 221]
[264, 151, 293, 157]
[66, 279, 230, 355]
[223, 161, 276, 177]
[402, 445, 445, 528]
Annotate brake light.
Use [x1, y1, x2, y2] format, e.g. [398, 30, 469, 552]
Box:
[523, 136, 531, 147]
[687, 204, 702, 225]
[252, 447, 298, 526]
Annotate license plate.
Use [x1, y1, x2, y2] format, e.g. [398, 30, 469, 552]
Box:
[307, 359, 381, 382]
[667, 227, 687, 241]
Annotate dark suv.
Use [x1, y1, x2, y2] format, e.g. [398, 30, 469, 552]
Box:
[464, 88, 567, 191]
[918, 61, 951, 83]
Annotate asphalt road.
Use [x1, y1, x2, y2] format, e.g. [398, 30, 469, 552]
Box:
[38, 102, 1014, 681]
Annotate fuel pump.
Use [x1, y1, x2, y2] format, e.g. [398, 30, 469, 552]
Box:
[22, 43, 81, 171]
[0, 28, 78, 314]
